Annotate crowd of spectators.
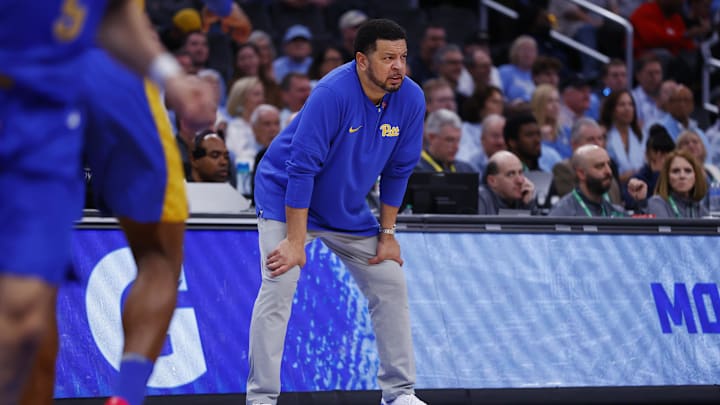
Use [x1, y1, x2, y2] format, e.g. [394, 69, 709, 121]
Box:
[134, 0, 720, 219]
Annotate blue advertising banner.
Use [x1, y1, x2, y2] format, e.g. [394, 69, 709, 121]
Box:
[56, 230, 720, 398]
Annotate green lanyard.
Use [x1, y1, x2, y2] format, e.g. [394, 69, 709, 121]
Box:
[572, 189, 606, 217]
[668, 196, 696, 218]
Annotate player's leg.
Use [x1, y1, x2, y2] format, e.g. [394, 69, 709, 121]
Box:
[246, 219, 305, 405]
[110, 219, 184, 405]
[0, 277, 56, 405]
[19, 291, 59, 405]
[319, 233, 417, 404]
[0, 89, 84, 405]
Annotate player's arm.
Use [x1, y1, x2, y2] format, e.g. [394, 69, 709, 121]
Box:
[97, 0, 167, 80]
[98, 0, 215, 130]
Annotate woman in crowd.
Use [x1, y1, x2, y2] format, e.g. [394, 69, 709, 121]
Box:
[648, 150, 708, 218]
[225, 76, 265, 165]
[600, 89, 645, 183]
[676, 130, 720, 183]
[530, 83, 571, 159]
[233, 42, 282, 107]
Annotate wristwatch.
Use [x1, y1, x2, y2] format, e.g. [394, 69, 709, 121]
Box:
[379, 224, 397, 235]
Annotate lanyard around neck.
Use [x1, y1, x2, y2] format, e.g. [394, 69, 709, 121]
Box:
[573, 189, 606, 217]
[668, 195, 696, 218]
[421, 150, 455, 173]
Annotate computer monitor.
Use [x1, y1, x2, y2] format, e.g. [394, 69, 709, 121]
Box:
[402, 172, 479, 214]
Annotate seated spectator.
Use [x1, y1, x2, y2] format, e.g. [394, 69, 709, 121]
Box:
[531, 83, 571, 159]
[408, 24, 447, 86]
[248, 30, 277, 81]
[457, 46, 502, 98]
[558, 73, 593, 132]
[479, 151, 538, 215]
[337, 9, 368, 62]
[279, 72, 311, 128]
[588, 58, 629, 119]
[498, 35, 538, 104]
[415, 109, 476, 173]
[465, 114, 507, 174]
[308, 44, 344, 87]
[597, 59, 629, 99]
[648, 150, 708, 218]
[600, 89, 645, 183]
[641, 79, 678, 134]
[251, 104, 281, 167]
[531, 55, 562, 88]
[181, 30, 209, 74]
[549, 145, 647, 217]
[434, 44, 466, 107]
[457, 85, 504, 162]
[551, 117, 623, 204]
[676, 130, 720, 182]
[189, 131, 232, 183]
[631, 54, 664, 126]
[423, 78, 458, 115]
[628, 124, 676, 208]
[273, 24, 313, 83]
[659, 84, 711, 157]
[225, 76, 265, 166]
[504, 112, 543, 172]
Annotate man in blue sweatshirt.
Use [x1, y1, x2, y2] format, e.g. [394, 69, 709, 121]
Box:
[248, 19, 426, 405]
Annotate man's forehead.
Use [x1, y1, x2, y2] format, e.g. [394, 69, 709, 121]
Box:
[375, 39, 407, 53]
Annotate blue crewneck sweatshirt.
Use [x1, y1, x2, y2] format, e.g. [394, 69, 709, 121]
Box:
[254, 61, 425, 235]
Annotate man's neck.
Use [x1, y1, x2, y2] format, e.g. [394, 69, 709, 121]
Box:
[578, 184, 603, 203]
[425, 149, 452, 167]
[518, 155, 538, 171]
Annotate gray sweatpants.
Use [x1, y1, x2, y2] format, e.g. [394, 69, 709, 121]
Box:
[246, 219, 416, 405]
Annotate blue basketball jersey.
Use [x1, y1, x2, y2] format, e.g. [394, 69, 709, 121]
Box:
[0, 0, 108, 101]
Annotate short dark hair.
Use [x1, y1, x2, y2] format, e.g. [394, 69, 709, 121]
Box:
[601, 58, 626, 78]
[531, 56, 561, 77]
[646, 124, 675, 153]
[635, 52, 662, 75]
[482, 160, 499, 184]
[503, 112, 537, 143]
[354, 19, 407, 55]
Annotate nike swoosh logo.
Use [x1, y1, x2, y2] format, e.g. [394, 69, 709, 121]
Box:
[349, 126, 363, 133]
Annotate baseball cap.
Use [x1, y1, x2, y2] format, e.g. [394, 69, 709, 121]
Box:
[283, 24, 312, 43]
[172, 8, 202, 33]
[338, 10, 368, 30]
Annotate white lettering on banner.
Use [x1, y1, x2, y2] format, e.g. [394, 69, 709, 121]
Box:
[86, 247, 207, 388]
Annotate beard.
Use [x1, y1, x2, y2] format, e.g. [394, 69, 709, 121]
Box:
[586, 174, 612, 196]
[367, 62, 403, 93]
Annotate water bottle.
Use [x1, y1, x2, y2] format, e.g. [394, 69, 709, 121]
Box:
[709, 181, 720, 216]
[235, 161, 251, 197]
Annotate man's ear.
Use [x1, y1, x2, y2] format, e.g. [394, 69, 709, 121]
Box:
[487, 174, 497, 188]
[575, 167, 586, 183]
[356, 52, 367, 70]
